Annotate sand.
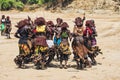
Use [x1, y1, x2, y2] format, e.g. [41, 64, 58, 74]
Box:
[0, 10, 120, 80]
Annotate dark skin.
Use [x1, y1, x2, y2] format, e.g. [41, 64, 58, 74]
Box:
[46, 22, 55, 40]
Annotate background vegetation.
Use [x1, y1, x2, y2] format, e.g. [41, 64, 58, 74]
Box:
[0, 0, 119, 11]
[0, 0, 72, 11]
[0, 0, 50, 10]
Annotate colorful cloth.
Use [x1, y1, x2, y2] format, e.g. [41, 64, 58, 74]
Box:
[36, 25, 46, 33]
[53, 37, 61, 46]
[83, 27, 93, 37]
[60, 41, 71, 55]
[61, 31, 68, 38]
[0, 23, 5, 31]
[19, 44, 30, 56]
[46, 40, 54, 48]
[35, 45, 48, 55]
[91, 38, 97, 46]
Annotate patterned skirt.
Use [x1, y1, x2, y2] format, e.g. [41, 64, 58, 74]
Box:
[59, 40, 71, 61]
[19, 44, 30, 56]
[35, 45, 48, 55]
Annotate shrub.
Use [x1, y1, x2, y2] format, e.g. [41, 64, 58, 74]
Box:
[27, 0, 39, 5]
[0, 0, 24, 11]
[38, 0, 45, 5]
[0, 0, 14, 10]
[13, 1, 24, 11]
[18, 0, 27, 4]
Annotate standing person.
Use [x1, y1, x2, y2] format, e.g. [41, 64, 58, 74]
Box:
[14, 19, 33, 68]
[83, 20, 98, 65]
[5, 16, 12, 39]
[53, 18, 63, 60]
[59, 22, 72, 69]
[45, 21, 56, 65]
[0, 15, 6, 36]
[72, 17, 92, 69]
[72, 17, 85, 58]
[14, 19, 31, 56]
[83, 20, 94, 49]
[32, 17, 49, 69]
[90, 20, 97, 48]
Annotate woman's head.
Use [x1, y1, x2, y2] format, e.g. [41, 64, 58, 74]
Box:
[6, 16, 10, 20]
[75, 17, 83, 27]
[85, 20, 95, 27]
[15, 19, 29, 28]
[2, 15, 5, 19]
[34, 17, 46, 26]
[56, 18, 63, 25]
[85, 20, 91, 27]
[46, 21, 54, 27]
[61, 22, 69, 30]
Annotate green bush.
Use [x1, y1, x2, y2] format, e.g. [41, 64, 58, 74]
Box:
[0, 0, 24, 11]
[0, 0, 14, 10]
[18, 0, 27, 4]
[0, 0, 60, 11]
[27, 0, 39, 4]
[38, 0, 44, 5]
[13, 1, 24, 11]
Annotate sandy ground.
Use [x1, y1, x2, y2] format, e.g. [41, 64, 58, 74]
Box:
[0, 10, 120, 80]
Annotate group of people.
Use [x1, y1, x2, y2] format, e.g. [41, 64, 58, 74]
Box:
[0, 15, 12, 39]
[14, 16, 102, 70]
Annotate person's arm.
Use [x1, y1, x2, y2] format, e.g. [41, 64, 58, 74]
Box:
[82, 13, 86, 22]
[14, 30, 20, 38]
[67, 30, 72, 41]
[82, 27, 84, 35]
[10, 21, 12, 29]
[73, 26, 76, 34]
[53, 27, 59, 34]
[46, 26, 53, 34]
